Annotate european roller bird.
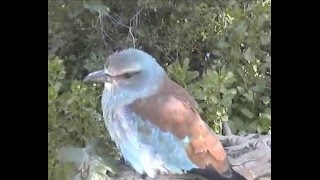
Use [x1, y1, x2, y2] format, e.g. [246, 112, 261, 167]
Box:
[84, 48, 245, 179]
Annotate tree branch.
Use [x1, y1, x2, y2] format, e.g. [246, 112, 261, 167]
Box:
[59, 133, 270, 180]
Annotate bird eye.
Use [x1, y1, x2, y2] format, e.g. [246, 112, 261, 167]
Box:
[122, 71, 140, 79]
[123, 72, 133, 79]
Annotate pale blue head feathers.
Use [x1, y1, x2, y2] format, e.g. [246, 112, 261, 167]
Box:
[84, 48, 166, 106]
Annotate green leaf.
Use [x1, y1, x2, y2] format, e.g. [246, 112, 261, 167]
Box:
[217, 38, 229, 49]
[252, 82, 266, 93]
[232, 117, 245, 130]
[221, 94, 233, 107]
[205, 70, 219, 84]
[260, 96, 270, 105]
[67, 124, 78, 133]
[209, 95, 219, 104]
[224, 72, 236, 85]
[238, 131, 247, 136]
[69, 55, 77, 61]
[227, 88, 237, 96]
[83, 0, 110, 15]
[58, 128, 68, 137]
[192, 89, 206, 101]
[186, 71, 199, 83]
[235, 20, 247, 34]
[237, 67, 246, 78]
[243, 47, 255, 62]
[54, 82, 62, 92]
[230, 48, 242, 59]
[247, 4, 257, 11]
[257, 14, 266, 27]
[260, 33, 270, 45]
[91, 112, 102, 122]
[265, 55, 271, 63]
[48, 57, 66, 81]
[48, 86, 58, 101]
[243, 90, 254, 102]
[240, 108, 254, 119]
[67, 1, 85, 18]
[58, 147, 86, 168]
[259, 113, 271, 121]
[182, 58, 190, 70]
[249, 121, 258, 132]
[257, 125, 266, 134]
[265, 108, 271, 114]
[237, 86, 245, 94]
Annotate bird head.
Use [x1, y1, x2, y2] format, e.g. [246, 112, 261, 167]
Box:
[84, 48, 166, 100]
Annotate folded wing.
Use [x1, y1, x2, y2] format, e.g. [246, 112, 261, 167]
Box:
[129, 79, 232, 177]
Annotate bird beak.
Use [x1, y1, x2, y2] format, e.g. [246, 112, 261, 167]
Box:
[83, 70, 112, 83]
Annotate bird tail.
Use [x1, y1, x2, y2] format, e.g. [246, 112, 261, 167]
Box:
[187, 166, 246, 180]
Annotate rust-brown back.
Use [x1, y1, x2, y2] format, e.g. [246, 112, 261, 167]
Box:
[129, 76, 231, 176]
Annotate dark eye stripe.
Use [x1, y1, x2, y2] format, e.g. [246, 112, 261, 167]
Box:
[120, 71, 140, 79]
[123, 73, 133, 78]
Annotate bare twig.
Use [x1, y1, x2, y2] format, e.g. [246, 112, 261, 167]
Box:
[222, 121, 232, 136]
[97, 9, 143, 49]
[104, 13, 130, 29]
[150, 41, 174, 63]
[128, 9, 143, 48]
[98, 13, 112, 47]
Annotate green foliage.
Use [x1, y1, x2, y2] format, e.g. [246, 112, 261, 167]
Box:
[155, 0, 271, 135]
[48, 57, 119, 179]
[48, 0, 271, 179]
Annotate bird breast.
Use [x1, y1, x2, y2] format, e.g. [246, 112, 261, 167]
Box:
[100, 84, 198, 177]
[101, 103, 197, 178]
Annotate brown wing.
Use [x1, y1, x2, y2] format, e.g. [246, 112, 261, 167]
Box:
[129, 78, 231, 177]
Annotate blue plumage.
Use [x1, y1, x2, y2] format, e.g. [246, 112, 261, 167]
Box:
[101, 85, 196, 177]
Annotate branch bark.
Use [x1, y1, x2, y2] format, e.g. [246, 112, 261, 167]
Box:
[105, 133, 271, 180]
[219, 134, 271, 180]
[59, 133, 271, 180]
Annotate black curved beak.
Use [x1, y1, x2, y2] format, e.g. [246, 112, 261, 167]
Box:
[83, 70, 112, 83]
